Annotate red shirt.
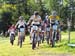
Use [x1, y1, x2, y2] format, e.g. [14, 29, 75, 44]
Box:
[9, 26, 15, 32]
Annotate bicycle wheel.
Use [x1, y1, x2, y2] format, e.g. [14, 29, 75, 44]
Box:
[10, 34, 15, 45]
[46, 31, 50, 44]
[19, 36, 23, 48]
[10, 40, 14, 45]
[32, 33, 36, 50]
[42, 34, 44, 43]
[38, 41, 40, 47]
[56, 32, 59, 42]
[52, 31, 55, 47]
[23, 36, 25, 42]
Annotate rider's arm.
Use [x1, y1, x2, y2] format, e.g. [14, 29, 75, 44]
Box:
[24, 20, 27, 30]
[8, 27, 11, 33]
[15, 21, 19, 29]
[8, 28, 10, 33]
[27, 16, 33, 26]
[23, 20, 26, 26]
[38, 16, 42, 24]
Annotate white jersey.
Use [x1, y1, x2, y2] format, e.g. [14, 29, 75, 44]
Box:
[45, 15, 48, 19]
[16, 20, 26, 28]
[30, 15, 41, 25]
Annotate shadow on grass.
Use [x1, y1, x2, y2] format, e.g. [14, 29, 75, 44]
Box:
[40, 44, 51, 48]
[23, 43, 31, 45]
[56, 42, 67, 47]
[40, 41, 68, 49]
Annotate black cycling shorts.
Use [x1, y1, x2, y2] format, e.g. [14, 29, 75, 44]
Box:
[33, 24, 41, 27]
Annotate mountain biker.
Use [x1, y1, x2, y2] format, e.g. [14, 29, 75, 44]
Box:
[44, 13, 50, 31]
[44, 13, 50, 43]
[15, 16, 26, 45]
[27, 11, 42, 48]
[41, 21, 45, 43]
[49, 11, 60, 43]
[8, 24, 16, 45]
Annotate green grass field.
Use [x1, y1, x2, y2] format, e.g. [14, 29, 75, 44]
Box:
[0, 31, 75, 56]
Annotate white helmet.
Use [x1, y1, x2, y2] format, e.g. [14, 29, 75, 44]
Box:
[51, 11, 57, 16]
[19, 16, 24, 20]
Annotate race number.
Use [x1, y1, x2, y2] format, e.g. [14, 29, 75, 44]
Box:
[53, 25, 57, 30]
[20, 28, 25, 32]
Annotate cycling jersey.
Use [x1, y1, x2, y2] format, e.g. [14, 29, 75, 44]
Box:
[8, 26, 15, 37]
[29, 15, 41, 25]
[48, 15, 59, 25]
[49, 15, 60, 21]
[16, 20, 26, 29]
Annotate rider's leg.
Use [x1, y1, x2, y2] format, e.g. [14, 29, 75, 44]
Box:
[37, 27, 41, 47]
[37, 31, 40, 46]
[23, 31, 26, 42]
[30, 28, 34, 44]
[41, 31, 44, 43]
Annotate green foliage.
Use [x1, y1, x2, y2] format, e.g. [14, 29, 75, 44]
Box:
[0, 0, 75, 30]
[0, 3, 17, 33]
[0, 10, 12, 31]
[21, 13, 30, 22]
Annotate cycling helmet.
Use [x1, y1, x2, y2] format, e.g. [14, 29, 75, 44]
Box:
[34, 11, 39, 16]
[19, 16, 24, 20]
[51, 11, 57, 16]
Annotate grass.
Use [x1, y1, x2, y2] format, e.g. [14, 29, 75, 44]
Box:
[0, 31, 75, 56]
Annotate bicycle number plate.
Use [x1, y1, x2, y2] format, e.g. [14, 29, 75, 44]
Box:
[53, 25, 57, 30]
[20, 28, 25, 32]
[33, 26, 38, 30]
